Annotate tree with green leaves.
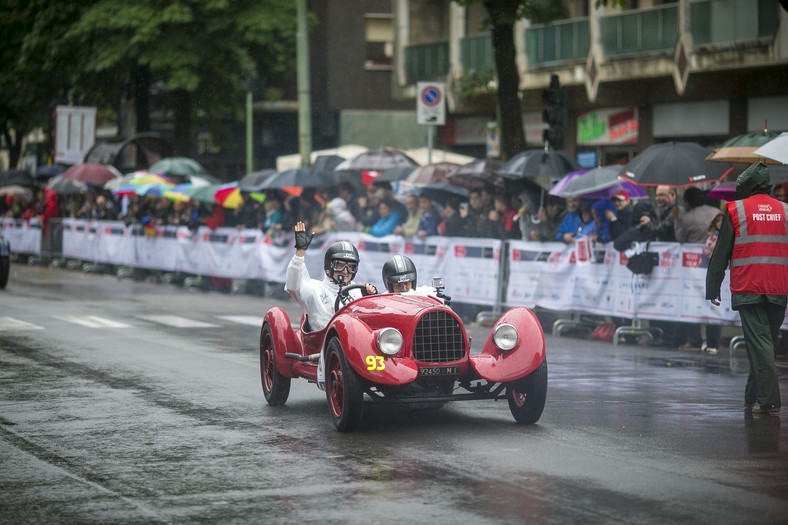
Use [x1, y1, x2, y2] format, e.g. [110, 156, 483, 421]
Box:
[64, 0, 298, 156]
[0, 0, 90, 169]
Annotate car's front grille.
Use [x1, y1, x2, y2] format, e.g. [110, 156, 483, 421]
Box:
[412, 310, 465, 363]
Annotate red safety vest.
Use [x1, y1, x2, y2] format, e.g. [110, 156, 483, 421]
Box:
[726, 194, 788, 295]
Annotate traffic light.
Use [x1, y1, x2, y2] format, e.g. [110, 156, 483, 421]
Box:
[542, 74, 566, 150]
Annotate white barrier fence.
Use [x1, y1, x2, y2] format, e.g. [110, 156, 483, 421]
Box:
[3, 217, 776, 327]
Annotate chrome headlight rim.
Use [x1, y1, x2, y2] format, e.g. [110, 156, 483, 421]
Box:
[377, 327, 404, 355]
[493, 323, 518, 352]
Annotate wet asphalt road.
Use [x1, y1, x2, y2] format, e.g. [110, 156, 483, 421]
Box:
[1, 264, 787, 524]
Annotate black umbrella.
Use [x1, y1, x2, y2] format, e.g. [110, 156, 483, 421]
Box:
[312, 155, 345, 173]
[334, 147, 419, 172]
[419, 182, 469, 205]
[619, 142, 732, 187]
[239, 169, 277, 192]
[497, 149, 581, 187]
[0, 169, 36, 189]
[35, 164, 67, 180]
[47, 173, 88, 195]
[259, 168, 335, 190]
[447, 159, 504, 190]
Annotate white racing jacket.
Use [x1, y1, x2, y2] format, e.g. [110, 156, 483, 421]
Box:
[284, 255, 365, 331]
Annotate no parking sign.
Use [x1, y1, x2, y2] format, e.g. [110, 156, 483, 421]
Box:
[416, 82, 446, 126]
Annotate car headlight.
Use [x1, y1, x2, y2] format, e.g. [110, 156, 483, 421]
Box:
[377, 328, 403, 355]
[493, 323, 518, 351]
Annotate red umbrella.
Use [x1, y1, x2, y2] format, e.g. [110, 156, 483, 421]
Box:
[62, 163, 121, 186]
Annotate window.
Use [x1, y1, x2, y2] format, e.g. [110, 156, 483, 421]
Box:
[365, 13, 394, 69]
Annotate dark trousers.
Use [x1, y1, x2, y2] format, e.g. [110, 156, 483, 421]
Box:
[738, 303, 784, 407]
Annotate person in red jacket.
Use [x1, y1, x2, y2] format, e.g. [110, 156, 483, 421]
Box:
[707, 162, 787, 414]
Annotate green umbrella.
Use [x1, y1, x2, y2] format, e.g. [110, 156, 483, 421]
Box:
[187, 183, 223, 204]
[718, 130, 779, 148]
[707, 129, 782, 164]
[149, 157, 209, 177]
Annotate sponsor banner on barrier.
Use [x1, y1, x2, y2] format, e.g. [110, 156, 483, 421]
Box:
[506, 240, 749, 325]
[0, 218, 42, 255]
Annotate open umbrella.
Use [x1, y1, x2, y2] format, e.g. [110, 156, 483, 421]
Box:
[239, 169, 277, 192]
[47, 174, 88, 195]
[549, 166, 648, 199]
[419, 182, 469, 205]
[708, 181, 738, 202]
[619, 142, 732, 187]
[706, 129, 781, 165]
[334, 147, 419, 172]
[404, 162, 458, 185]
[187, 183, 224, 204]
[0, 185, 34, 201]
[311, 155, 345, 173]
[35, 164, 67, 180]
[0, 169, 36, 189]
[148, 157, 209, 177]
[375, 166, 416, 183]
[61, 163, 121, 186]
[753, 132, 788, 165]
[446, 159, 503, 190]
[105, 171, 173, 190]
[164, 183, 193, 202]
[498, 149, 581, 181]
[258, 168, 335, 190]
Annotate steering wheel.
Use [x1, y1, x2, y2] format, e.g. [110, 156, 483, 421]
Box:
[334, 284, 372, 313]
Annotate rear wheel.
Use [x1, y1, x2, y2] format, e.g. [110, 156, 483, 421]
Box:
[507, 360, 547, 425]
[0, 256, 9, 289]
[325, 337, 363, 432]
[260, 323, 290, 406]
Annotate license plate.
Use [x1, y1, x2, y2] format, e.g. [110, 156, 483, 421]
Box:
[418, 366, 459, 377]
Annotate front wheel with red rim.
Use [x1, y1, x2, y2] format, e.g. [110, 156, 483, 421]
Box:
[325, 337, 363, 432]
[506, 360, 547, 424]
[260, 323, 290, 406]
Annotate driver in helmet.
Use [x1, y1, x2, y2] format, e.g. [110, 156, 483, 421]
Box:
[285, 221, 377, 332]
[382, 254, 418, 293]
[381, 255, 450, 304]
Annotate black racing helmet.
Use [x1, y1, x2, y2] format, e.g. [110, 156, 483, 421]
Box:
[382, 255, 417, 292]
[324, 241, 359, 283]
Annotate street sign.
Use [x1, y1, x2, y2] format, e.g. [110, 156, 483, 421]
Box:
[55, 106, 96, 165]
[416, 82, 446, 126]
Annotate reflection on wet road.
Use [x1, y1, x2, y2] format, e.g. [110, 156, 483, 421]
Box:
[1, 265, 787, 523]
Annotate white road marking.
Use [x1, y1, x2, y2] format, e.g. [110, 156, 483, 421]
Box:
[53, 315, 131, 328]
[137, 315, 220, 328]
[215, 315, 262, 327]
[0, 317, 45, 331]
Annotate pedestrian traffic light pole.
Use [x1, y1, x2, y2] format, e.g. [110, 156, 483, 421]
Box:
[297, 0, 312, 168]
[542, 74, 566, 151]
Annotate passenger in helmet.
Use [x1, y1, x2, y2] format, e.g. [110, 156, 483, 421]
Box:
[285, 221, 376, 332]
[382, 254, 417, 293]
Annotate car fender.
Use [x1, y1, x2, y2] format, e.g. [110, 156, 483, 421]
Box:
[469, 307, 545, 383]
[263, 307, 300, 378]
[330, 315, 419, 385]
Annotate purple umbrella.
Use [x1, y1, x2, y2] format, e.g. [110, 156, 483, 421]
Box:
[549, 166, 648, 199]
[708, 181, 737, 202]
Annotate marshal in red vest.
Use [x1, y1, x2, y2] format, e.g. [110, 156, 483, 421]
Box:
[726, 194, 788, 295]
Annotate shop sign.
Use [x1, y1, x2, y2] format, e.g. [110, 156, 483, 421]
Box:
[577, 107, 638, 146]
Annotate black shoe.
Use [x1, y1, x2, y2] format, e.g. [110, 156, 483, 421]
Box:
[753, 404, 781, 414]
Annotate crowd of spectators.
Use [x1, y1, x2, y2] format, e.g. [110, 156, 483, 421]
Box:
[9, 178, 788, 251]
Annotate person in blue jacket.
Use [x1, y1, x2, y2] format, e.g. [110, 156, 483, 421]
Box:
[370, 199, 402, 237]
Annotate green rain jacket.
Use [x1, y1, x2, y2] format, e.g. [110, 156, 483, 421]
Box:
[705, 161, 788, 310]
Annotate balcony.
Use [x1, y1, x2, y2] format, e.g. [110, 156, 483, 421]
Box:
[460, 33, 495, 72]
[525, 18, 590, 65]
[690, 0, 778, 47]
[600, 4, 678, 56]
[404, 41, 449, 85]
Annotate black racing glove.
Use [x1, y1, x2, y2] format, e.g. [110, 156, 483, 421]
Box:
[294, 229, 313, 250]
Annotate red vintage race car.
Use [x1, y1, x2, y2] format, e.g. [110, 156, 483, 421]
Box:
[259, 281, 547, 431]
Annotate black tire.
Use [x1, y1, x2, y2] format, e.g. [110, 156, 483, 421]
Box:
[507, 360, 547, 425]
[0, 256, 9, 289]
[325, 337, 363, 432]
[260, 323, 291, 406]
